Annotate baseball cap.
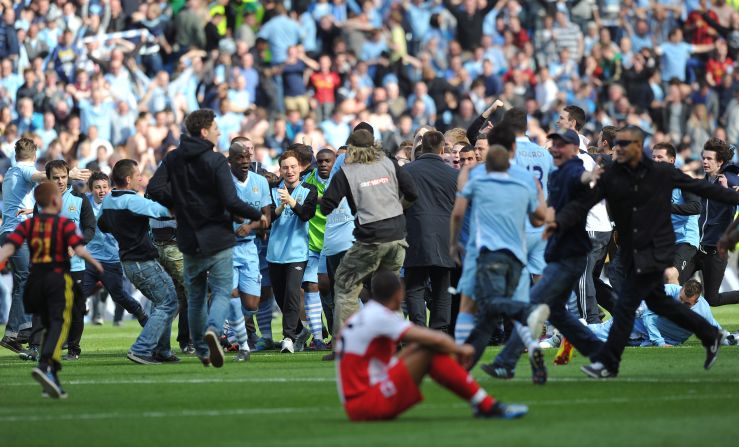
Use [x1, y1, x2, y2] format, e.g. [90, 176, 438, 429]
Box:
[547, 129, 580, 146]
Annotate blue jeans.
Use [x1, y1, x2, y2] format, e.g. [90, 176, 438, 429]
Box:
[122, 260, 177, 357]
[183, 248, 233, 357]
[467, 249, 533, 368]
[494, 256, 604, 371]
[0, 231, 31, 337]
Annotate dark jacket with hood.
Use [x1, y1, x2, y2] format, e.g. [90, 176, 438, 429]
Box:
[147, 134, 262, 256]
[699, 163, 739, 247]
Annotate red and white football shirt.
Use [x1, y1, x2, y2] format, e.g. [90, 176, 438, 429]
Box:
[335, 300, 412, 403]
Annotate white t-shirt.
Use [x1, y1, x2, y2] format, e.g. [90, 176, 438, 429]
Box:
[578, 151, 613, 233]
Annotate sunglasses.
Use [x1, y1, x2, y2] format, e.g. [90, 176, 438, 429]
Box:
[614, 139, 638, 147]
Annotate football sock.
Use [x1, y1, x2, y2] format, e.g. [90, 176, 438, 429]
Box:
[429, 354, 494, 411]
[228, 298, 248, 350]
[256, 299, 273, 340]
[305, 292, 323, 342]
[454, 312, 475, 345]
[514, 321, 538, 351]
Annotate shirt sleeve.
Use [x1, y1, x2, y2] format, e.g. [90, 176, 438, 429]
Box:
[127, 194, 173, 219]
[6, 220, 30, 248]
[20, 165, 36, 183]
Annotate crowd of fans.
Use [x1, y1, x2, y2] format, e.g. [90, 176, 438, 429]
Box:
[0, 0, 738, 184]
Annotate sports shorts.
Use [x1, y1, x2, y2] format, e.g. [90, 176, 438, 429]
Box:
[343, 360, 423, 421]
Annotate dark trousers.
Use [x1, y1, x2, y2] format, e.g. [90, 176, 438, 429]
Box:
[467, 249, 533, 368]
[405, 266, 452, 331]
[81, 261, 145, 318]
[324, 251, 348, 336]
[25, 270, 74, 372]
[595, 269, 718, 373]
[64, 271, 85, 355]
[575, 231, 611, 323]
[268, 261, 307, 341]
[692, 247, 739, 306]
[448, 267, 462, 336]
[674, 243, 697, 285]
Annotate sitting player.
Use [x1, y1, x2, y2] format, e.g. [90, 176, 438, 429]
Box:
[336, 270, 529, 421]
[0, 182, 103, 398]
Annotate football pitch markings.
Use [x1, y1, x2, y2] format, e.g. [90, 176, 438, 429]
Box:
[0, 393, 734, 423]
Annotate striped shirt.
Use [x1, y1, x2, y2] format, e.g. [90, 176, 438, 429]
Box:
[7, 214, 83, 271]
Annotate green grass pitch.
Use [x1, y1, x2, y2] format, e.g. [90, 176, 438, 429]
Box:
[1, 306, 738, 447]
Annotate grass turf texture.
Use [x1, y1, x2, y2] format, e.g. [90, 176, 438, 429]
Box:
[1, 306, 739, 447]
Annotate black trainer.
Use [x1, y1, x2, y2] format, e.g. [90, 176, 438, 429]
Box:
[704, 330, 727, 370]
[581, 362, 617, 379]
[0, 336, 23, 353]
[153, 352, 181, 363]
[63, 353, 80, 361]
[481, 363, 514, 380]
[127, 352, 162, 365]
[19, 345, 39, 361]
[528, 347, 547, 385]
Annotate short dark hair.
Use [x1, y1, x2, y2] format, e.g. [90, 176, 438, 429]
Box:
[564, 105, 586, 131]
[652, 142, 677, 159]
[487, 124, 516, 151]
[600, 125, 617, 148]
[279, 150, 300, 166]
[45, 159, 69, 179]
[14, 137, 37, 161]
[486, 145, 510, 172]
[371, 270, 402, 303]
[88, 171, 110, 190]
[421, 130, 445, 154]
[317, 148, 336, 159]
[703, 137, 733, 164]
[111, 159, 139, 187]
[459, 144, 475, 154]
[619, 125, 645, 146]
[683, 279, 702, 298]
[288, 143, 313, 167]
[34, 182, 59, 208]
[502, 107, 527, 134]
[185, 109, 216, 137]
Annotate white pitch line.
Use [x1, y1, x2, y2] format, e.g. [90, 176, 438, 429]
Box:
[0, 394, 734, 423]
[1, 375, 738, 387]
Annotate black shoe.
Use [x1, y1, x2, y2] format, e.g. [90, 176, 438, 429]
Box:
[705, 330, 727, 370]
[126, 352, 162, 365]
[153, 352, 181, 363]
[475, 402, 528, 419]
[180, 343, 196, 355]
[481, 363, 514, 380]
[63, 353, 80, 361]
[321, 352, 336, 361]
[19, 345, 39, 361]
[205, 328, 225, 368]
[581, 362, 617, 379]
[1, 336, 23, 353]
[529, 347, 547, 385]
[198, 356, 211, 367]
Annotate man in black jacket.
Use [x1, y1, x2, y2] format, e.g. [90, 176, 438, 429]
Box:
[551, 126, 739, 379]
[692, 138, 739, 306]
[147, 109, 266, 368]
[403, 130, 458, 332]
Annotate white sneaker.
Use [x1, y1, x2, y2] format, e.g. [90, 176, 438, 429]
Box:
[280, 338, 294, 354]
[526, 305, 550, 344]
